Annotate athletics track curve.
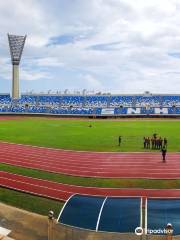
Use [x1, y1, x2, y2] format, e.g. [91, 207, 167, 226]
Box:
[1, 171, 180, 201]
[0, 142, 179, 179]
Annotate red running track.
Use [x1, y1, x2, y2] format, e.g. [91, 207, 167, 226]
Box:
[0, 142, 179, 179]
[1, 171, 180, 201]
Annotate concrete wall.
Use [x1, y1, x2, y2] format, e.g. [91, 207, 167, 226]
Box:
[50, 222, 180, 240]
[0, 202, 180, 240]
[51, 223, 142, 240]
[144, 235, 180, 240]
[0, 202, 47, 240]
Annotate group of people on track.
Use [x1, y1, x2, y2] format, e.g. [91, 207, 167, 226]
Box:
[143, 134, 168, 162]
[118, 134, 168, 163]
[143, 134, 167, 150]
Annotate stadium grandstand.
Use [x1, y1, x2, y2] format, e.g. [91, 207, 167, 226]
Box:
[0, 93, 179, 116]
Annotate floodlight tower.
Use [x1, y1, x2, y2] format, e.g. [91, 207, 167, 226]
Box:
[8, 34, 26, 99]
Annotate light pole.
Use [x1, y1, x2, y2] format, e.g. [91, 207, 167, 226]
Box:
[8, 34, 26, 99]
[48, 210, 54, 240]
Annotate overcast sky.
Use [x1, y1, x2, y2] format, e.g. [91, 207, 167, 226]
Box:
[0, 0, 180, 94]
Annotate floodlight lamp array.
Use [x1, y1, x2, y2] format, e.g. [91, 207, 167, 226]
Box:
[8, 34, 26, 65]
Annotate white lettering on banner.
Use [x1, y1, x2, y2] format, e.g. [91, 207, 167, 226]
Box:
[154, 108, 168, 114]
[101, 108, 114, 115]
[127, 108, 141, 114]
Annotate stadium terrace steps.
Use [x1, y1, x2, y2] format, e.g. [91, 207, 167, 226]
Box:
[0, 94, 180, 115]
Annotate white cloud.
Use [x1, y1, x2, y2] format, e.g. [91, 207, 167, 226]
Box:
[80, 74, 103, 90]
[21, 69, 50, 81]
[0, 0, 180, 93]
[34, 57, 65, 67]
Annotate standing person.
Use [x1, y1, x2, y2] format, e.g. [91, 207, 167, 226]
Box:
[161, 145, 167, 163]
[164, 137, 168, 148]
[159, 137, 163, 149]
[147, 137, 150, 149]
[155, 138, 158, 149]
[157, 138, 160, 149]
[118, 136, 122, 146]
[153, 134, 157, 149]
[153, 133, 157, 139]
[143, 137, 146, 149]
[151, 137, 155, 149]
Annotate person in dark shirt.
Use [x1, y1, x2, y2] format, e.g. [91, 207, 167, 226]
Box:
[161, 145, 167, 163]
[155, 138, 158, 149]
[143, 137, 147, 149]
[147, 137, 150, 149]
[158, 138, 161, 149]
[151, 137, 155, 149]
[118, 136, 122, 146]
[159, 137, 163, 149]
[164, 138, 168, 147]
[153, 133, 157, 139]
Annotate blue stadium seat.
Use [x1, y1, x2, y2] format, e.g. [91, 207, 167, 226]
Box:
[0, 94, 179, 115]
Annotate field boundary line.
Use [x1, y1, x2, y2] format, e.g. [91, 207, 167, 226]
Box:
[0, 141, 179, 154]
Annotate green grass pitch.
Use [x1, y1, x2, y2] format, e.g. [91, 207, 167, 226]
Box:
[0, 118, 179, 152]
[0, 117, 179, 215]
